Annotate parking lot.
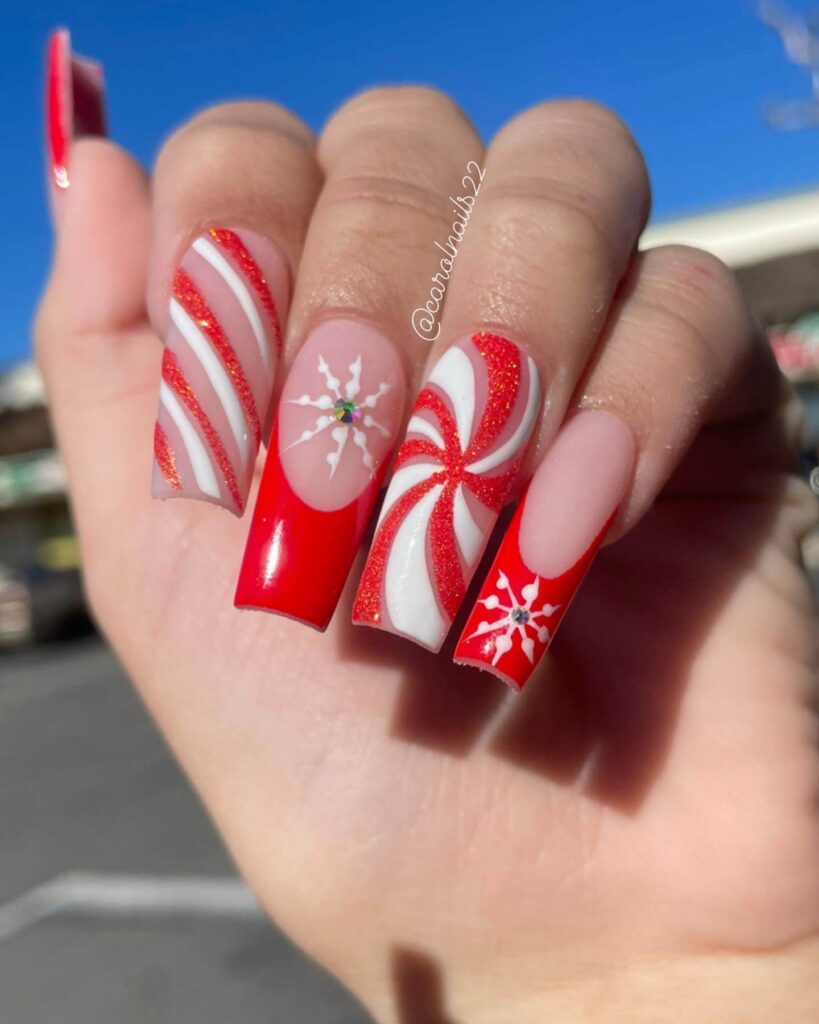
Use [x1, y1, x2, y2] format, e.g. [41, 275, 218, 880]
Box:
[0, 636, 371, 1024]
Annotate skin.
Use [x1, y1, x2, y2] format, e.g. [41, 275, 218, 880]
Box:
[37, 90, 819, 1022]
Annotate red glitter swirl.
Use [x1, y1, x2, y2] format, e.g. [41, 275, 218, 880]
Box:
[154, 423, 182, 491]
[173, 268, 261, 447]
[161, 350, 243, 512]
[353, 476, 439, 623]
[466, 333, 522, 464]
[208, 228, 283, 355]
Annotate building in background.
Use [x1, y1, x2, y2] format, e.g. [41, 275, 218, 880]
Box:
[0, 362, 83, 645]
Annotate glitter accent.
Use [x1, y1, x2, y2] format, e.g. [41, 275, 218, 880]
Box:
[161, 350, 243, 512]
[354, 333, 538, 631]
[154, 422, 182, 490]
[511, 607, 529, 624]
[173, 267, 261, 446]
[469, 333, 523, 458]
[208, 228, 283, 354]
[354, 475, 439, 623]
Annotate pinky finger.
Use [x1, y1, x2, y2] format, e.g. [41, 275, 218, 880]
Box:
[454, 245, 787, 689]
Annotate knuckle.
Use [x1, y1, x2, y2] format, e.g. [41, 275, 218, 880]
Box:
[182, 100, 313, 147]
[480, 184, 617, 267]
[157, 101, 313, 172]
[326, 84, 466, 136]
[318, 171, 452, 235]
[642, 245, 746, 334]
[499, 98, 641, 158]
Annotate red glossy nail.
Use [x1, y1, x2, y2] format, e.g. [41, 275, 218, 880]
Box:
[46, 28, 107, 190]
[235, 320, 405, 629]
[454, 410, 636, 690]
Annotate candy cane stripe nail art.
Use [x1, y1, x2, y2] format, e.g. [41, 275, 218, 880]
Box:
[152, 227, 289, 514]
[353, 333, 541, 652]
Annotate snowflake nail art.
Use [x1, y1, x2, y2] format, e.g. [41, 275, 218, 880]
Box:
[466, 570, 560, 666]
[287, 355, 391, 477]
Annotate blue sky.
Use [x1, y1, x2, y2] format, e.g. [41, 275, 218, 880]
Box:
[3, 0, 819, 368]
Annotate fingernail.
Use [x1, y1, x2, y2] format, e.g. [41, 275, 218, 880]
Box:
[454, 410, 635, 689]
[152, 227, 288, 515]
[46, 28, 107, 191]
[353, 333, 541, 652]
[234, 319, 406, 628]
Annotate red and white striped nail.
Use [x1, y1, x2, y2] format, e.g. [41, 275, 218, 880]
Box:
[235, 319, 405, 629]
[454, 410, 636, 690]
[353, 333, 541, 652]
[46, 28, 107, 191]
[152, 228, 289, 515]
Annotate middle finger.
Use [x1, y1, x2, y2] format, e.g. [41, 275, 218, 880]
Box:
[235, 86, 483, 629]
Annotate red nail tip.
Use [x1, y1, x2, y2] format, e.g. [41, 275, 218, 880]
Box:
[236, 321, 405, 627]
[234, 425, 385, 630]
[45, 28, 107, 190]
[454, 503, 611, 690]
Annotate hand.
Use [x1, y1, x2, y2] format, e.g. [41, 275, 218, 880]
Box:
[37, 67, 819, 1022]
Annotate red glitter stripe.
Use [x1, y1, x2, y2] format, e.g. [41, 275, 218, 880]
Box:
[414, 388, 460, 455]
[353, 475, 441, 624]
[466, 333, 522, 464]
[208, 228, 283, 354]
[428, 481, 465, 619]
[154, 422, 182, 490]
[173, 268, 261, 447]
[161, 350, 243, 512]
[394, 437, 445, 469]
[464, 465, 516, 513]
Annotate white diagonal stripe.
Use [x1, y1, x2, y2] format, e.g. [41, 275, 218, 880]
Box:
[385, 483, 447, 649]
[407, 414, 445, 449]
[192, 236, 272, 375]
[452, 483, 484, 565]
[376, 461, 440, 529]
[466, 356, 540, 475]
[170, 300, 249, 468]
[159, 381, 220, 499]
[427, 345, 474, 452]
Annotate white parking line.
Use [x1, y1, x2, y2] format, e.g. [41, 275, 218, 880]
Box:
[0, 872, 264, 942]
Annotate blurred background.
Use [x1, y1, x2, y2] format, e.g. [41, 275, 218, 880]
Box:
[2, 1, 819, 1021]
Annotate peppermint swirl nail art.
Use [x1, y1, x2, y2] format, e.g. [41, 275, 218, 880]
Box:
[354, 332, 541, 651]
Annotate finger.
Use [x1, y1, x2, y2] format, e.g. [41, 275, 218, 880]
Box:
[148, 102, 322, 515]
[234, 86, 484, 629]
[354, 101, 650, 653]
[455, 245, 783, 689]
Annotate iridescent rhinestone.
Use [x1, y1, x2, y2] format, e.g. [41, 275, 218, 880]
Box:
[333, 398, 361, 424]
[511, 607, 529, 624]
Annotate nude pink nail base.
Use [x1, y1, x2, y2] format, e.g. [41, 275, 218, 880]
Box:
[152, 227, 289, 515]
[454, 410, 636, 689]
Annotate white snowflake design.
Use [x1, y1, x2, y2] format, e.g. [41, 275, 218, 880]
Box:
[286, 355, 391, 478]
[466, 571, 560, 666]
